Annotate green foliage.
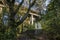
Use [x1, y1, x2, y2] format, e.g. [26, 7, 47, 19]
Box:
[41, 0, 60, 40]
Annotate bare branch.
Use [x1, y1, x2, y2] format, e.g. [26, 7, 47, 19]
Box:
[14, 0, 24, 14]
[2, 0, 7, 5]
[29, 0, 36, 7]
[16, 0, 36, 26]
[16, 7, 30, 26]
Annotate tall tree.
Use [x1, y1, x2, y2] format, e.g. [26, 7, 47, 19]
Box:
[41, 0, 60, 40]
[1, 0, 36, 39]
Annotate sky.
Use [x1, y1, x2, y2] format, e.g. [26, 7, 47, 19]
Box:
[45, 0, 51, 6]
[15, 0, 51, 11]
[16, 0, 51, 6]
[15, 0, 22, 3]
[43, 0, 51, 10]
[15, 0, 22, 5]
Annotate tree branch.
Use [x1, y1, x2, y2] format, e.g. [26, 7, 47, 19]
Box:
[14, 0, 24, 14]
[3, 0, 23, 16]
[16, 0, 36, 26]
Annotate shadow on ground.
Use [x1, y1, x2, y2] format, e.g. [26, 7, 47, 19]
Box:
[17, 29, 49, 40]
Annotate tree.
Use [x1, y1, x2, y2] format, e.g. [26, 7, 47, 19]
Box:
[41, 0, 60, 40]
[0, 0, 36, 40]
